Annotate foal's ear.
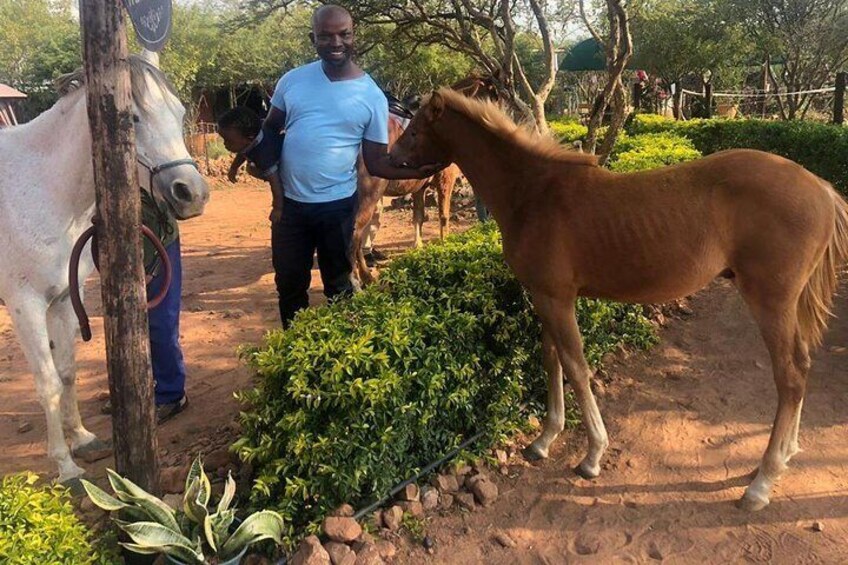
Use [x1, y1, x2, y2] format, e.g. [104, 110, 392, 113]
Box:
[425, 91, 445, 123]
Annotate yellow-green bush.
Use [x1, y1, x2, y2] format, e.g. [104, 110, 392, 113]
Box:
[0, 473, 117, 565]
[609, 132, 702, 172]
[235, 224, 656, 546]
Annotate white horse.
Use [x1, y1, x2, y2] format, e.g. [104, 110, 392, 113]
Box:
[0, 51, 209, 482]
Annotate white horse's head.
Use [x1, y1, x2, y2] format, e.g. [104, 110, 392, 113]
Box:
[129, 52, 209, 220]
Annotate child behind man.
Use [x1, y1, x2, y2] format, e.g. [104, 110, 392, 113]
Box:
[217, 107, 285, 222]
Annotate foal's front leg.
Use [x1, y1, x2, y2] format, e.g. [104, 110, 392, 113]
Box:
[532, 294, 609, 478]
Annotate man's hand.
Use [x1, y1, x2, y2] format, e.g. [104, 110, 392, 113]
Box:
[362, 140, 448, 180]
[269, 207, 283, 224]
[414, 162, 448, 178]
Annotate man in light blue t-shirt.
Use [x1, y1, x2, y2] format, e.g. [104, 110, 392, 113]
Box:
[263, 4, 443, 326]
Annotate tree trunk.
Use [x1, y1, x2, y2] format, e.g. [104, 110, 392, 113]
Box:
[80, 0, 159, 494]
[835, 71, 846, 125]
[672, 83, 683, 120]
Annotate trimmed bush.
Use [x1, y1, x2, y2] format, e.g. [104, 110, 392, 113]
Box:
[609, 132, 702, 172]
[235, 223, 656, 545]
[0, 473, 116, 565]
[549, 119, 588, 143]
[626, 114, 848, 192]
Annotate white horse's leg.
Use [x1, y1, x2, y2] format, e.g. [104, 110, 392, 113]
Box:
[46, 296, 98, 451]
[523, 329, 564, 460]
[9, 294, 84, 481]
[412, 189, 426, 248]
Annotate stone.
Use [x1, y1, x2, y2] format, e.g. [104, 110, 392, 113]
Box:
[492, 531, 517, 548]
[574, 534, 601, 556]
[398, 483, 419, 502]
[203, 448, 231, 471]
[162, 493, 182, 510]
[422, 536, 435, 550]
[431, 474, 459, 493]
[17, 421, 33, 434]
[382, 505, 403, 531]
[322, 516, 362, 543]
[421, 487, 440, 510]
[330, 503, 355, 518]
[375, 540, 397, 560]
[465, 472, 489, 489]
[494, 449, 508, 466]
[325, 541, 356, 565]
[398, 500, 424, 518]
[291, 535, 331, 565]
[160, 463, 190, 494]
[812, 521, 825, 532]
[470, 478, 499, 507]
[452, 464, 472, 477]
[455, 492, 476, 511]
[354, 542, 384, 565]
[439, 493, 454, 510]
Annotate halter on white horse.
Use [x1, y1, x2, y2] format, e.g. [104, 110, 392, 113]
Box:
[0, 51, 209, 482]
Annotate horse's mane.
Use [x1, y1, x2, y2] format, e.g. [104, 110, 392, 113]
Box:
[53, 55, 180, 109]
[433, 87, 599, 167]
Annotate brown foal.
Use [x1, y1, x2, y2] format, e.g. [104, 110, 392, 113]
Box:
[389, 88, 848, 511]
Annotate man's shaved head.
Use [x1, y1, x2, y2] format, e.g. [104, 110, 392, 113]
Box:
[312, 4, 352, 32]
[310, 4, 356, 70]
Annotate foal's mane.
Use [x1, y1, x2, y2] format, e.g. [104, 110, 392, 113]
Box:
[434, 87, 599, 167]
[54, 56, 180, 111]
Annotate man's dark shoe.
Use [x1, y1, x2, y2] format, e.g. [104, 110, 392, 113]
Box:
[156, 395, 188, 424]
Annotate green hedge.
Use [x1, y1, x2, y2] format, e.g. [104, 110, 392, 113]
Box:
[235, 224, 656, 545]
[609, 132, 702, 172]
[626, 114, 848, 191]
[549, 119, 588, 143]
[0, 473, 116, 565]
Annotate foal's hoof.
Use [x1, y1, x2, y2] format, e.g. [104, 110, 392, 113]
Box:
[737, 490, 770, 512]
[574, 460, 601, 480]
[522, 443, 549, 462]
[72, 438, 112, 463]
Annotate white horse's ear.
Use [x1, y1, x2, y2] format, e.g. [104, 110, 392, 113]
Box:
[140, 49, 160, 69]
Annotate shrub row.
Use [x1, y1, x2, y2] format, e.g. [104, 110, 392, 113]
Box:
[0, 473, 116, 565]
[608, 132, 703, 172]
[235, 223, 656, 546]
[626, 114, 848, 191]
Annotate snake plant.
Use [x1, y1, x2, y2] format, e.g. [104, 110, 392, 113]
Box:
[82, 457, 283, 564]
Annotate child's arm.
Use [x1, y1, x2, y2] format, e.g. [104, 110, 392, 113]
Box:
[227, 153, 246, 183]
[268, 174, 285, 223]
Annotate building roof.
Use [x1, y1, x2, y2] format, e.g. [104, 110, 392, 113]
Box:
[0, 84, 27, 100]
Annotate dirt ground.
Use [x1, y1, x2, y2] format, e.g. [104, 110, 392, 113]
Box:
[402, 282, 848, 564]
[2, 178, 847, 564]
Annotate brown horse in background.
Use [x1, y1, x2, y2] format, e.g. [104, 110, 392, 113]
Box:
[350, 75, 500, 286]
[389, 88, 848, 511]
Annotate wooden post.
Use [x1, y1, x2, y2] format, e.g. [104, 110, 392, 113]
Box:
[80, 0, 159, 493]
[835, 71, 846, 125]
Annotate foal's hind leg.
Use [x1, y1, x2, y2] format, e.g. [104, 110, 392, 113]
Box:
[739, 299, 810, 511]
[46, 296, 102, 454]
[9, 293, 84, 481]
[532, 294, 609, 478]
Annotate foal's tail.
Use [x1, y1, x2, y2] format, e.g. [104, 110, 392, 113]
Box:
[798, 184, 848, 348]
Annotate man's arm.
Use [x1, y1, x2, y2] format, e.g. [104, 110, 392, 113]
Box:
[361, 140, 445, 180]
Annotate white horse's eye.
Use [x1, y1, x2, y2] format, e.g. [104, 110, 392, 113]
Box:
[132, 114, 141, 123]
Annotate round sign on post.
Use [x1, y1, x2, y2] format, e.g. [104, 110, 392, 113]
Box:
[123, 0, 172, 52]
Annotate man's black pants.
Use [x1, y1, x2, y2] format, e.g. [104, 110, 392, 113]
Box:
[271, 193, 357, 327]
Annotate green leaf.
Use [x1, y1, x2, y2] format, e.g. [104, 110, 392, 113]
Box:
[216, 473, 237, 514]
[81, 479, 128, 511]
[185, 457, 211, 506]
[219, 510, 284, 559]
[120, 522, 202, 563]
[203, 514, 217, 552]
